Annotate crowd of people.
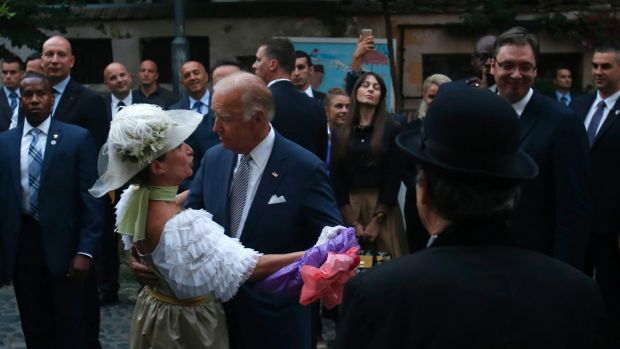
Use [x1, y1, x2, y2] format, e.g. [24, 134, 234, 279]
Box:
[0, 24, 619, 349]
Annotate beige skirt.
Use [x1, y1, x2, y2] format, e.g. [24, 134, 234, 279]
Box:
[348, 188, 408, 258]
[130, 287, 229, 349]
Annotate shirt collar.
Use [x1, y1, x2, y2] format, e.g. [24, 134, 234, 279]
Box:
[595, 89, 620, 109]
[303, 85, 313, 97]
[189, 90, 210, 109]
[3, 86, 19, 98]
[243, 125, 275, 169]
[511, 88, 534, 117]
[267, 78, 291, 88]
[22, 116, 52, 137]
[52, 75, 71, 95]
[555, 90, 570, 99]
[111, 90, 133, 106]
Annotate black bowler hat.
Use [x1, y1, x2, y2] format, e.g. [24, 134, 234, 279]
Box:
[397, 83, 538, 180]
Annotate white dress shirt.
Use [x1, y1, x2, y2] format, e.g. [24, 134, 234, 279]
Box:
[4, 86, 20, 129]
[21, 117, 51, 213]
[511, 88, 534, 117]
[189, 90, 211, 114]
[303, 85, 314, 98]
[51, 75, 71, 116]
[111, 91, 133, 120]
[584, 90, 620, 135]
[232, 126, 275, 238]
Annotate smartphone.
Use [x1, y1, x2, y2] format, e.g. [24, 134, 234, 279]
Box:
[360, 29, 373, 39]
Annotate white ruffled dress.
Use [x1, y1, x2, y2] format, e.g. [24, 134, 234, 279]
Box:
[119, 190, 261, 349]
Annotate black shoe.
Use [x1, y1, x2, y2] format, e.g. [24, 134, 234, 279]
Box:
[99, 292, 119, 306]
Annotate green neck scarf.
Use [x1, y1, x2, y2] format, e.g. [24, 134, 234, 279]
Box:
[117, 185, 178, 242]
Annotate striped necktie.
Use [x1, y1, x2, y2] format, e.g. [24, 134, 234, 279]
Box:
[9, 91, 18, 114]
[587, 100, 606, 146]
[28, 128, 44, 220]
[230, 154, 252, 238]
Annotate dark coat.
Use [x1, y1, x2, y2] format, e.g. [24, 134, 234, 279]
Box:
[0, 90, 18, 131]
[336, 219, 608, 349]
[510, 91, 591, 270]
[52, 79, 109, 150]
[0, 119, 103, 284]
[571, 93, 620, 236]
[186, 132, 342, 349]
[270, 80, 328, 161]
[103, 92, 149, 122]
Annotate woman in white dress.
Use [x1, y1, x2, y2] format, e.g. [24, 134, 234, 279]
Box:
[89, 104, 345, 349]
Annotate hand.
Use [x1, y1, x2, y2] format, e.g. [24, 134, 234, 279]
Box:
[353, 221, 365, 238]
[363, 218, 380, 242]
[352, 35, 375, 72]
[129, 246, 160, 286]
[67, 254, 91, 281]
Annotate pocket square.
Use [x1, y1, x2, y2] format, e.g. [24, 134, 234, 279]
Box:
[268, 195, 287, 205]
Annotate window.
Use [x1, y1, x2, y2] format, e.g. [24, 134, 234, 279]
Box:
[70, 39, 113, 84]
[141, 36, 210, 83]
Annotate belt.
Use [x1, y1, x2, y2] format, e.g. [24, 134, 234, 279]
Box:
[146, 286, 209, 306]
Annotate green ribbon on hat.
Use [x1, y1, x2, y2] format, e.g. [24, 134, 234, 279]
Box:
[117, 185, 178, 242]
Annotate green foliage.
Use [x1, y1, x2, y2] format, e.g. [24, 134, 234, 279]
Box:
[542, 12, 620, 48]
[461, 0, 517, 34]
[0, 0, 79, 57]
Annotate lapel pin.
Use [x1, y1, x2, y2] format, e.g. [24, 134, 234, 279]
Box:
[51, 140, 57, 145]
[53, 133, 59, 139]
[615, 110, 619, 115]
[272, 171, 278, 178]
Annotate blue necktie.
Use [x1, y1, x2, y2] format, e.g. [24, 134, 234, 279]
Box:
[587, 101, 606, 146]
[560, 95, 569, 106]
[192, 101, 203, 114]
[9, 91, 18, 114]
[230, 154, 252, 238]
[28, 128, 44, 220]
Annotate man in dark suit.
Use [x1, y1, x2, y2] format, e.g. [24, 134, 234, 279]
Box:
[211, 58, 243, 87]
[41, 35, 109, 150]
[0, 73, 103, 348]
[103, 62, 148, 122]
[186, 72, 342, 349]
[337, 85, 607, 349]
[253, 38, 328, 161]
[571, 45, 620, 345]
[552, 65, 576, 106]
[133, 59, 177, 109]
[490, 27, 591, 270]
[293, 50, 326, 103]
[168, 60, 220, 191]
[1, 55, 24, 131]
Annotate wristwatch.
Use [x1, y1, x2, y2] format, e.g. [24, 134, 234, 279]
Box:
[373, 211, 386, 224]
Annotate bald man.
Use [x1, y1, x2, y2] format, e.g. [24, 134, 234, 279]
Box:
[133, 59, 177, 108]
[169, 61, 220, 191]
[40, 35, 108, 150]
[103, 62, 148, 121]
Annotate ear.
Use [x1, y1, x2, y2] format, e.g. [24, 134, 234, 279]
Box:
[253, 108, 267, 124]
[269, 59, 278, 72]
[415, 169, 428, 206]
[490, 59, 497, 75]
[150, 160, 166, 175]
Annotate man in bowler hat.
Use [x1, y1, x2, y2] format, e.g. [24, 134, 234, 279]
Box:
[336, 86, 607, 349]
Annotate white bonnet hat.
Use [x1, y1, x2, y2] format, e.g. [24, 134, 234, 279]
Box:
[89, 103, 202, 198]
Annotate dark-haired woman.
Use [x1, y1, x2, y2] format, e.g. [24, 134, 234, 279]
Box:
[330, 72, 407, 258]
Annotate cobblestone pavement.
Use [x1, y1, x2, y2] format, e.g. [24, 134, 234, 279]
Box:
[0, 281, 140, 349]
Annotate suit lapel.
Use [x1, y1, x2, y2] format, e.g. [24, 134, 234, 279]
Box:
[241, 135, 287, 240]
[53, 80, 77, 120]
[0, 93, 10, 127]
[213, 151, 235, 231]
[593, 98, 620, 147]
[518, 93, 543, 144]
[104, 94, 113, 122]
[9, 126, 24, 196]
[40, 119, 61, 183]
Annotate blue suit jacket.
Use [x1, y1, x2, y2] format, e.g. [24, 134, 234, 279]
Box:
[571, 93, 620, 236]
[0, 119, 103, 284]
[186, 131, 342, 349]
[510, 91, 591, 270]
[168, 95, 220, 191]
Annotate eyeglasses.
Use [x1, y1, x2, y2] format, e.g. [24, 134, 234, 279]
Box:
[495, 60, 537, 74]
